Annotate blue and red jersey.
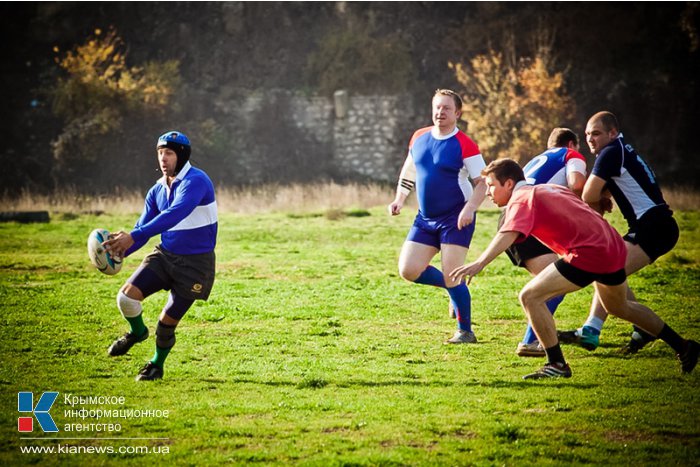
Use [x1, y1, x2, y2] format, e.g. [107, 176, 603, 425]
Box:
[404, 127, 485, 218]
[522, 147, 587, 187]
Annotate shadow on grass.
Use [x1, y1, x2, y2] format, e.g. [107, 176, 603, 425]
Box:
[220, 376, 598, 390]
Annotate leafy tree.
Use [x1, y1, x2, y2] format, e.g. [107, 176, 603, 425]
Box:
[451, 42, 574, 163]
[306, 21, 413, 96]
[49, 28, 180, 189]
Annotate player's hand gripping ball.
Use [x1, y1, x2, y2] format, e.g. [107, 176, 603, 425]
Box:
[87, 228, 122, 275]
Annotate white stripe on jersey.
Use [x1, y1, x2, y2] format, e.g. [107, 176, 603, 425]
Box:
[169, 201, 218, 232]
[566, 158, 587, 177]
[458, 154, 486, 201]
[616, 168, 659, 219]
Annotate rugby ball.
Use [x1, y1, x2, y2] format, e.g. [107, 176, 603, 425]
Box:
[87, 228, 122, 275]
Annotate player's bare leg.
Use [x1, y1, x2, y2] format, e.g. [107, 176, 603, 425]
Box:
[560, 241, 653, 351]
[519, 264, 582, 379]
[442, 244, 476, 343]
[108, 284, 149, 357]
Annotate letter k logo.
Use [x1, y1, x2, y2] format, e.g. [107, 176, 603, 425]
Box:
[18, 392, 59, 433]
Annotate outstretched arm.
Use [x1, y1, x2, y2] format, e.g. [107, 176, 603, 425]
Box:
[449, 231, 520, 284]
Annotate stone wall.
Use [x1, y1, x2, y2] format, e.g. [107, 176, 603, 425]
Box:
[331, 92, 417, 181]
[223, 90, 420, 183]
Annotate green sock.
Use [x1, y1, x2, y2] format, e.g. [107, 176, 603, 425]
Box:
[126, 315, 147, 337]
[150, 345, 172, 368]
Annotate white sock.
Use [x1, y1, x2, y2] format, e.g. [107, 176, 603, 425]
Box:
[582, 316, 605, 333]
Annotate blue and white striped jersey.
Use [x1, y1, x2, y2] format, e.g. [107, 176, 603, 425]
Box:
[126, 162, 217, 256]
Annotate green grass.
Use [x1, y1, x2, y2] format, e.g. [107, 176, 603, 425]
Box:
[0, 207, 698, 465]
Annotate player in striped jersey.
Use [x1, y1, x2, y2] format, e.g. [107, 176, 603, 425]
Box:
[103, 131, 218, 380]
[388, 89, 487, 344]
[558, 112, 679, 354]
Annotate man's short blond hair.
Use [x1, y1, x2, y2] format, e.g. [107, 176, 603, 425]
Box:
[434, 89, 463, 111]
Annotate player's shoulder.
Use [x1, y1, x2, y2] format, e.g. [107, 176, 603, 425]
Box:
[409, 126, 433, 144]
[454, 128, 476, 143]
[564, 148, 586, 162]
[189, 169, 216, 190]
[598, 139, 624, 159]
[454, 129, 480, 156]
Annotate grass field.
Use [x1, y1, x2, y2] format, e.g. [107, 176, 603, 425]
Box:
[0, 201, 698, 465]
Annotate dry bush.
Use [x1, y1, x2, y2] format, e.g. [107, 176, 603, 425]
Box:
[451, 35, 574, 163]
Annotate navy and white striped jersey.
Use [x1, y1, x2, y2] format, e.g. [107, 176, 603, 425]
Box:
[126, 162, 218, 256]
[591, 134, 669, 227]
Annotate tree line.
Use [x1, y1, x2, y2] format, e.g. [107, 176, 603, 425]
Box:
[1, 2, 698, 194]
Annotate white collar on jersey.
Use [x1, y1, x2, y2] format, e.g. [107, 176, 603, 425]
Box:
[431, 126, 459, 140]
[158, 161, 192, 187]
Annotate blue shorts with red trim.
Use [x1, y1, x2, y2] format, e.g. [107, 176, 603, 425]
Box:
[406, 209, 476, 249]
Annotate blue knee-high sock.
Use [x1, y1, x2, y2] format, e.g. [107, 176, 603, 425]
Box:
[447, 284, 472, 332]
[414, 265, 446, 287]
[522, 295, 564, 344]
[415, 266, 459, 315]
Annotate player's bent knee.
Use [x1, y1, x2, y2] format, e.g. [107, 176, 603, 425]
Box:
[155, 321, 176, 349]
[117, 291, 142, 318]
[398, 266, 420, 282]
[518, 286, 545, 310]
[120, 283, 144, 301]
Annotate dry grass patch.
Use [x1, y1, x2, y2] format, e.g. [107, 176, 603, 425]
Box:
[0, 183, 400, 215]
[216, 183, 395, 214]
[665, 186, 700, 211]
[0, 183, 695, 215]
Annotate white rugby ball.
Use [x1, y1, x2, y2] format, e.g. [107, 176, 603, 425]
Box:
[87, 228, 122, 275]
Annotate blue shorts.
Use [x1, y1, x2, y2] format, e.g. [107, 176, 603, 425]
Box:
[406, 210, 476, 249]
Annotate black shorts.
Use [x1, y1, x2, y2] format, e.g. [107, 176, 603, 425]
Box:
[624, 206, 679, 262]
[133, 244, 216, 300]
[497, 209, 553, 267]
[554, 259, 626, 288]
[505, 235, 554, 268]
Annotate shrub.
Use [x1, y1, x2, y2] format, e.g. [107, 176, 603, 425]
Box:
[451, 42, 574, 162]
[49, 28, 181, 189]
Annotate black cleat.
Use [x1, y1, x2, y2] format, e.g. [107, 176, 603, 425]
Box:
[557, 328, 598, 351]
[107, 329, 149, 357]
[619, 338, 646, 355]
[523, 362, 572, 380]
[619, 330, 656, 355]
[135, 362, 163, 381]
[557, 329, 580, 345]
[678, 340, 700, 374]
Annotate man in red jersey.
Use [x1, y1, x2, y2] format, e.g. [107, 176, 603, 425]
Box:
[450, 158, 698, 379]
